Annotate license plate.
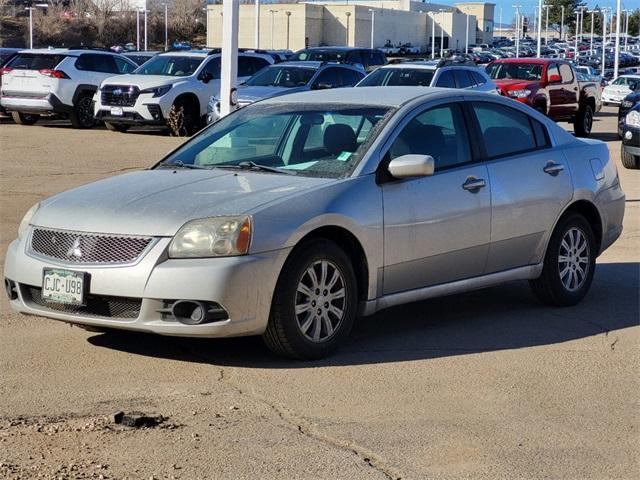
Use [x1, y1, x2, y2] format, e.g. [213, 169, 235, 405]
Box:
[42, 268, 87, 305]
[110, 107, 123, 116]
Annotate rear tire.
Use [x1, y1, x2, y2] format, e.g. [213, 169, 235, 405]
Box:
[573, 104, 593, 137]
[11, 111, 39, 125]
[262, 239, 357, 359]
[70, 93, 95, 129]
[105, 122, 130, 133]
[529, 213, 596, 307]
[621, 145, 640, 169]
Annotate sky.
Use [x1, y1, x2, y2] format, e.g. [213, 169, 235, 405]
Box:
[453, 1, 637, 27]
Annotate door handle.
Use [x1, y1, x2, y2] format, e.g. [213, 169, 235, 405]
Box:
[462, 177, 486, 191]
[543, 161, 565, 175]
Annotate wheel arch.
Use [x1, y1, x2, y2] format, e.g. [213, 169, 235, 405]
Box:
[553, 200, 603, 255]
[173, 92, 200, 114]
[72, 84, 98, 105]
[288, 226, 370, 305]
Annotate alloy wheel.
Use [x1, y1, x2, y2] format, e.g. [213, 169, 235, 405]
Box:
[295, 260, 347, 343]
[558, 227, 590, 292]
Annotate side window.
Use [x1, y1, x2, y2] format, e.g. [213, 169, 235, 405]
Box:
[114, 57, 136, 74]
[388, 103, 472, 171]
[251, 57, 270, 74]
[201, 57, 221, 79]
[338, 68, 361, 86]
[347, 51, 364, 67]
[314, 68, 339, 88]
[435, 70, 455, 88]
[454, 70, 474, 88]
[237, 56, 253, 77]
[547, 63, 560, 79]
[559, 64, 574, 83]
[531, 118, 550, 148]
[370, 53, 386, 67]
[472, 102, 538, 158]
[471, 71, 487, 85]
[76, 54, 117, 73]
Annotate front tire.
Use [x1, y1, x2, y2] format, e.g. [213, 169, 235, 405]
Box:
[529, 213, 596, 307]
[262, 239, 358, 359]
[70, 93, 95, 129]
[105, 122, 129, 133]
[11, 112, 39, 125]
[621, 145, 640, 169]
[573, 104, 593, 137]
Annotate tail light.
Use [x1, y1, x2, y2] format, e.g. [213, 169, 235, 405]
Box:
[0, 66, 13, 76]
[39, 69, 70, 79]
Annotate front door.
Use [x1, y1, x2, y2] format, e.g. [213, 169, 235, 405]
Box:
[381, 103, 491, 295]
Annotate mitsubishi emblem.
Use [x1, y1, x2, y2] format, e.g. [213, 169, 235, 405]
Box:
[67, 238, 83, 258]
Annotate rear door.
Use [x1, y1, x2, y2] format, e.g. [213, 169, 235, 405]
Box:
[2, 53, 68, 96]
[469, 100, 573, 272]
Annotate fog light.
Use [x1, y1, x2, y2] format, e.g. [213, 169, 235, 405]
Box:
[4, 278, 18, 301]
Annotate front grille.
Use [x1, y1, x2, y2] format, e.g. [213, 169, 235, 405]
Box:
[101, 85, 140, 106]
[30, 228, 153, 265]
[23, 285, 141, 319]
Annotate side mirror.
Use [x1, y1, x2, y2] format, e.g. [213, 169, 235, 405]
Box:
[199, 71, 214, 84]
[388, 154, 435, 179]
[629, 83, 637, 91]
[548, 74, 562, 83]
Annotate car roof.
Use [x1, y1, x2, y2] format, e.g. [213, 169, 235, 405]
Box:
[16, 48, 118, 56]
[261, 86, 445, 108]
[379, 62, 438, 70]
[157, 50, 209, 58]
[272, 61, 323, 68]
[493, 58, 564, 65]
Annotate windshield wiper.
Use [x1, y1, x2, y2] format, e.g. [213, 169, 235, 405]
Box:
[158, 160, 210, 170]
[212, 162, 296, 175]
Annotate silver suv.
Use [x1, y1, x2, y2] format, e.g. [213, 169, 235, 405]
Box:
[4, 88, 625, 359]
[0, 49, 137, 128]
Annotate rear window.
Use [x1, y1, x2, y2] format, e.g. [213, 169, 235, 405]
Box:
[7, 54, 67, 70]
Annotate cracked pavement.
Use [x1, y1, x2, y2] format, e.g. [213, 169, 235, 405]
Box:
[1, 110, 638, 479]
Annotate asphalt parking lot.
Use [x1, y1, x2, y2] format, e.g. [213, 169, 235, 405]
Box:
[0, 109, 638, 480]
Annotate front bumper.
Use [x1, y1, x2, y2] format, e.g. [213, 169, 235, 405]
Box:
[622, 125, 640, 156]
[95, 107, 165, 126]
[4, 234, 291, 338]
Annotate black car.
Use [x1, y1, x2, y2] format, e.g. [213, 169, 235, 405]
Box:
[618, 89, 640, 137]
[621, 103, 640, 169]
[290, 47, 386, 72]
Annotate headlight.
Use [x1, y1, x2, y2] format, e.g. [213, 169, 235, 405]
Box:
[168, 216, 252, 258]
[140, 85, 172, 97]
[625, 110, 640, 128]
[18, 202, 40, 240]
[621, 100, 634, 108]
[508, 89, 531, 98]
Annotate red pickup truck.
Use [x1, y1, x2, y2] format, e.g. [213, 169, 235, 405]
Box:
[486, 58, 601, 137]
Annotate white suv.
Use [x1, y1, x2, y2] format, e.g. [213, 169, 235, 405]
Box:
[94, 50, 275, 135]
[0, 48, 137, 128]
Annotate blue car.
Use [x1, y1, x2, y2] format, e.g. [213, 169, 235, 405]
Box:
[207, 61, 365, 123]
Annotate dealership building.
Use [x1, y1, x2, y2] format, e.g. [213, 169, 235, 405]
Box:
[206, 1, 495, 53]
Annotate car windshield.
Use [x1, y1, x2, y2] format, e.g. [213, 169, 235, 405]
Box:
[358, 67, 435, 87]
[158, 104, 392, 178]
[485, 62, 543, 80]
[133, 55, 203, 76]
[292, 50, 346, 62]
[244, 66, 316, 87]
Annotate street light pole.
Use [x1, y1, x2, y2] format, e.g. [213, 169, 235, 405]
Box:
[439, 9, 445, 58]
[136, 9, 140, 51]
[255, 0, 260, 49]
[588, 10, 595, 54]
[285, 11, 291, 50]
[220, 0, 239, 118]
[26, 7, 33, 49]
[369, 9, 375, 49]
[536, 0, 542, 57]
[345, 11, 351, 46]
[430, 12, 435, 58]
[560, 6, 564, 41]
[269, 9, 278, 50]
[164, 4, 168, 51]
[544, 4, 549, 47]
[613, 0, 621, 80]
[601, 9, 607, 76]
[573, 9, 579, 62]
[513, 5, 521, 58]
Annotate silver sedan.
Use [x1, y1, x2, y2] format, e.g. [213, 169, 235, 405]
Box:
[4, 87, 625, 359]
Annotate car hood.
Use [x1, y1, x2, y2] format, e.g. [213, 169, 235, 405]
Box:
[100, 74, 190, 89]
[32, 169, 332, 236]
[493, 79, 539, 91]
[237, 85, 306, 103]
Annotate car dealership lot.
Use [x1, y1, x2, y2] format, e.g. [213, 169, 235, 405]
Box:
[0, 110, 638, 479]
